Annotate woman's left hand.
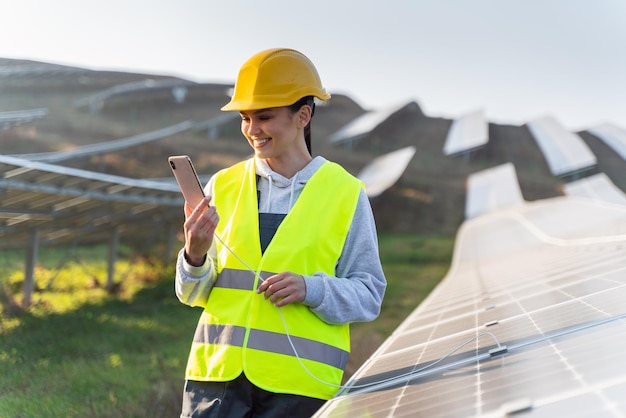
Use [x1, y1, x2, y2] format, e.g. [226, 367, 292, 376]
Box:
[258, 272, 306, 307]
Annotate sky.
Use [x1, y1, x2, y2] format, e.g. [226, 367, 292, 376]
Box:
[1, 0, 625, 131]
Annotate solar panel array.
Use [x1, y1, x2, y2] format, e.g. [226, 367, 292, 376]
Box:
[315, 183, 626, 417]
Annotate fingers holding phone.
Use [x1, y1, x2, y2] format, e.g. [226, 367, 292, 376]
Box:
[184, 196, 219, 266]
[168, 155, 218, 266]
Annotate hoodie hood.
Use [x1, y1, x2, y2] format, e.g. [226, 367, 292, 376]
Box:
[255, 156, 327, 213]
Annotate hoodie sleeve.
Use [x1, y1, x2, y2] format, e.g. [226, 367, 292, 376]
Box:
[302, 189, 387, 324]
[175, 244, 218, 307]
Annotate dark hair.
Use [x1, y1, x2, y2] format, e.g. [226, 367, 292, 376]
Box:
[288, 96, 316, 155]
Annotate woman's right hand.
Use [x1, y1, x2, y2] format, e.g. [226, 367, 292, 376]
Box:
[183, 196, 219, 266]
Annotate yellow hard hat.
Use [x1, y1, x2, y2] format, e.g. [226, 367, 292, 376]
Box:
[221, 48, 331, 111]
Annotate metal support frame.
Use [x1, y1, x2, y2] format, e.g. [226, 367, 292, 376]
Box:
[107, 227, 120, 291]
[22, 229, 39, 307]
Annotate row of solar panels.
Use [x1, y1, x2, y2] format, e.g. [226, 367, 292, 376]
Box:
[0, 78, 241, 251]
[3, 75, 626, 245]
[315, 160, 626, 417]
[332, 103, 626, 179]
[466, 164, 626, 219]
[73, 79, 201, 108]
[8, 74, 623, 186]
[448, 111, 626, 177]
[0, 129, 414, 253]
[0, 107, 48, 129]
[0, 153, 186, 249]
[3, 64, 624, 184]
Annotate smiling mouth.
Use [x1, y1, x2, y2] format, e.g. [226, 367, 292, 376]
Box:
[253, 138, 270, 148]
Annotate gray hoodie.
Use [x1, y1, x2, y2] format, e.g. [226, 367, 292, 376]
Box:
[175, 156, 386, 324]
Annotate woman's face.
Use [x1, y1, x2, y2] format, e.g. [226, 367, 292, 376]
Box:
[239, 106, 305, 161]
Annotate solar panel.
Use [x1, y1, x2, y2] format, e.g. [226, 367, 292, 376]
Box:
[443, 109, 489, 156]
[564, 172, 626, 206]
[357, 146, 416, 198]
[328, 102, 410, 145]
[0, 62, 88, 77]
[12, 121, 194, 162]
[314, 196, 626, 417]
[73, 78, 198, 109]
[464, 163, 524, 219]
[586, 122, 626, 162]
[526, 116, 597, 176]
[195, 112, 240, 139]
[0, 108, 48, 129]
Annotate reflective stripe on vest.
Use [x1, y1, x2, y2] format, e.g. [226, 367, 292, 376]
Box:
[213, 268, 258, 290]
[185, 158, 362, 400]
[192, 322, 349, 370]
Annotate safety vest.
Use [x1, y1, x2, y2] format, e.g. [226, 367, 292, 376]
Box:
[185, 158, 362, 400]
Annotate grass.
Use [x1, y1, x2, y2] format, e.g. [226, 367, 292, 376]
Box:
[0, 234, 454, 417]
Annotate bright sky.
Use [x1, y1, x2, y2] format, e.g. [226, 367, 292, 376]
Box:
[1, 0, 625, 131]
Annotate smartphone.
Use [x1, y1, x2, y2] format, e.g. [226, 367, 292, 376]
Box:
[168, 155, 205, 208]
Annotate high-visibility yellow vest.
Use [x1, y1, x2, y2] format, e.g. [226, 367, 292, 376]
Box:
[185, 158, 362, 400]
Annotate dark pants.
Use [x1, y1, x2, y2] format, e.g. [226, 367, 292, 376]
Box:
[181, 374, 326, 418]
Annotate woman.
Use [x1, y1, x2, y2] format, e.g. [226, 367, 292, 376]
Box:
[176, 48, 386, 418]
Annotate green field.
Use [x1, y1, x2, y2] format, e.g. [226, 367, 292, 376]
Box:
[0, 234, 453, 417]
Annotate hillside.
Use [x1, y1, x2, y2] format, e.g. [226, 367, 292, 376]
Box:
[1, 58, 620, 237]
